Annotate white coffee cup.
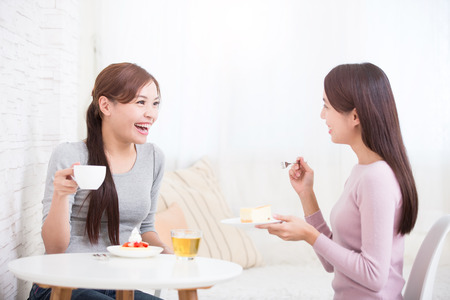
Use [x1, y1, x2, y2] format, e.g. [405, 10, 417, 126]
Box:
[73, 165, 106, 190]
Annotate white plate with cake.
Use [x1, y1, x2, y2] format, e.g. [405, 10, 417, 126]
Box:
[107, 227, 163, 258]
[221, 205, 282, 228]
[107, 245, 163, 258]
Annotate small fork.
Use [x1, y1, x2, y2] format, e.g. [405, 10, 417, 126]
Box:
[280, 162, 298, 169]
[93, 253, 109, 261]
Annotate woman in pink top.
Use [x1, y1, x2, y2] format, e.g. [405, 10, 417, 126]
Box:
[257, 63, 418, 299]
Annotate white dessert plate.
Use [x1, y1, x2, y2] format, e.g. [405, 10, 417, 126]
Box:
[221, 217, 282, 228]
[106, 245, 163, 258]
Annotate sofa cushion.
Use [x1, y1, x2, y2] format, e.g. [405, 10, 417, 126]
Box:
[155, 202, 187, 251]
[157, 157, 263, 269]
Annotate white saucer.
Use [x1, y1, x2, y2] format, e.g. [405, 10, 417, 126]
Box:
[106, 245, 163, 258]
[220, 217, 282, 228]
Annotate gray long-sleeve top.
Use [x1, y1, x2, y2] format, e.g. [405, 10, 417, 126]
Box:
[42, 141, 165, 253]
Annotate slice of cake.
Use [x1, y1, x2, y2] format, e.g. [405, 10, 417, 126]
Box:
[240, 205, 272, 223]
[121, 227, 149, 248]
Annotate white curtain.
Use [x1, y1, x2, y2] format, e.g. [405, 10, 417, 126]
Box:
[81, 0, 450, 248]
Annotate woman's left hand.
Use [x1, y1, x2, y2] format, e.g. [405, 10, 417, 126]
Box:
[141, 231, 174, 254]
[256, 214, 320, 245]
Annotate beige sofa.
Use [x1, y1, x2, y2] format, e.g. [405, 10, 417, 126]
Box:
[153, 157, 334, 299]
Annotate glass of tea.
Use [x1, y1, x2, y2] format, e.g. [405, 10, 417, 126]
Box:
[171, 229, 202, 260]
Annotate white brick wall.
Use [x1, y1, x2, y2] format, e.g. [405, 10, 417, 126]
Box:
[0, 1, 81, 299]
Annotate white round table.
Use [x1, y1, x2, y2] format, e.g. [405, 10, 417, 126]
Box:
[9, 253, 242, 300]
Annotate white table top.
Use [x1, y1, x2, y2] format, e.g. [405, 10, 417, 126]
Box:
[8, 253, 242, 291]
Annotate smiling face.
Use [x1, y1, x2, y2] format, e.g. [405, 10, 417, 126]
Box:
[101, 81, 160, 145]
[320, 91, 360, 145]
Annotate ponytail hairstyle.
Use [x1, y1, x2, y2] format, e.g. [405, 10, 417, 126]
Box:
[324, 63, 418, 235]
[85, 63, 160, 244]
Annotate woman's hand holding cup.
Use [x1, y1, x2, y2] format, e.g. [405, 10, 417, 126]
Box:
[53, 163, 106, 199]
[53, 163, 80, 198]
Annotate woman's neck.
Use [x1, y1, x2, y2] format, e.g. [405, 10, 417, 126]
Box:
[102, 135, 137, 174]
[351, 139, 383, 165]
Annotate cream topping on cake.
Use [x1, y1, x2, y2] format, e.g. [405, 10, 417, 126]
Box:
[128, 227, 142, 243]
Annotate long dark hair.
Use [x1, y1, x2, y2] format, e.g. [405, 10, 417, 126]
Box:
[324, 63, 418, 235]
[85, 63, 160, 244]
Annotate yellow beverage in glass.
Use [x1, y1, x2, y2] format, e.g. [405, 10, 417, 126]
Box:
[171, 229, 202, 260]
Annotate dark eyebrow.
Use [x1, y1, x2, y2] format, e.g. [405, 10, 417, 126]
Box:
[137, 95, 160, 101]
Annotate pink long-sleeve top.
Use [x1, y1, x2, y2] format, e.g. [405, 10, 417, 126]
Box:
[306, 161, 405, 299]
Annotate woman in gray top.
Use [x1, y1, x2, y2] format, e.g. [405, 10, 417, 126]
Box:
[29, 63, 170, 300]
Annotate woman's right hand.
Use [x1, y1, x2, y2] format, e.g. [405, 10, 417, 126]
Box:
[53, 163, 79, 199]
[289, 157, 314, 196]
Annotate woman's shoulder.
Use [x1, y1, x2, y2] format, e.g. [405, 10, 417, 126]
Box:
[50, 141, 88, 165]
[137, 142, 163, 156]
[136, 143, 165, 166]
[52, 141, 87, 155]
[354, 160, 399, 189]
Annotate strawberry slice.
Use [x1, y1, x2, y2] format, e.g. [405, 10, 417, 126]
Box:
[122, 241, 149, 248]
